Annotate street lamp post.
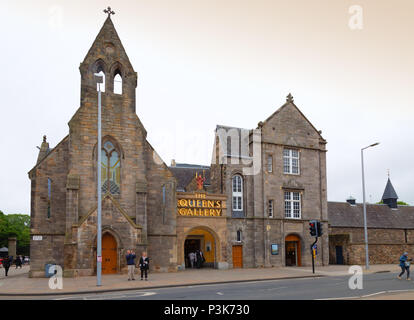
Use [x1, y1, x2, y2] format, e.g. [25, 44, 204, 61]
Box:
[95, 73, 103, 286]
[361, 142, 380, 270]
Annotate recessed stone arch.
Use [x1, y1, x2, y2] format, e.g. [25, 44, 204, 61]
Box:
[91, 226, 125, 274]
[180, 225, 222, 269]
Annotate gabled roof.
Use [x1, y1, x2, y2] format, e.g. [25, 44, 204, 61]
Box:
[260, 94, 326, 142]
[82, 16, 135, 71]
[382, 178, 398, 200]
[328, 201, 414, 229]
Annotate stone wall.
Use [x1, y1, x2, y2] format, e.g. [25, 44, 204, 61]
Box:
[329, 226, 414, 265]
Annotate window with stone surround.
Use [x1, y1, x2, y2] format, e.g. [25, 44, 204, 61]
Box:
[101, 141, 121, 194]
[237, 230, 242, 242]
[267, 155, 273, 173]
[284, 191, 301, 219]
[232, 175, 243, 212]
[283, 149, 300, 174]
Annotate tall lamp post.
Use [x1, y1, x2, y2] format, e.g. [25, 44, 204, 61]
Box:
[95, 73, 103, 286]
[361, 142, 380, 270]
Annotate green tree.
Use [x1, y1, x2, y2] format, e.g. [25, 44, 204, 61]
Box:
[376, 200, 409, 206]
[0, 210, 30, 256]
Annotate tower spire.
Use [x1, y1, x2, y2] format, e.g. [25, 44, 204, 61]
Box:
[382, 176, 398, 208]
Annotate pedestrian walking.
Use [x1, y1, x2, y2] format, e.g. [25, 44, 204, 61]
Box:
[126, 250, 136, 281]
[398, 252, 412, 280]
[139, 251, 149, 280]
[3, 256, 10, 277]
[17, 256, 22, 269]
[188, 252, 196, 268]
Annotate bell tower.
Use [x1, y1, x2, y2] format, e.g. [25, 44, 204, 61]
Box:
[78, 8, 138, 113]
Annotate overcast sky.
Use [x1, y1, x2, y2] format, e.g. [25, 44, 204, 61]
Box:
[1, 0, 413, 215]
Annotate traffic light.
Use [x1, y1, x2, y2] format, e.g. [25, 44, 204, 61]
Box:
[309, 220, 317, 237]
[316, 221, 323, 237]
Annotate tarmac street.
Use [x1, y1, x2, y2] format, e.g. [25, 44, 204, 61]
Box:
[0, 264, 410, 299]
[4, 272, 414, 300]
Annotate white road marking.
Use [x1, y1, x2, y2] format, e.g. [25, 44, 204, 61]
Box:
[217, 292, 224, 295]
[361, 291, 386, 298]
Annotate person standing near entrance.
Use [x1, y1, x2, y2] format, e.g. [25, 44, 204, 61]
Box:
[188, 252, 196, 268]
[126, 250, 136, 281]
[398, 252, 412, 280]
[196, 250, 205, 268]
[3, 256, 10, 277]
[197, 250, 206, 269]
[139, 252, 149, 280]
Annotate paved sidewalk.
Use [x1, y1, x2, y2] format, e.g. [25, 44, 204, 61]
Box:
[0, 265, 30, 279]
[0, 264, 399, 296]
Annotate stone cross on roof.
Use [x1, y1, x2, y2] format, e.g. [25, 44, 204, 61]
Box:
[103, 6, 115, 18]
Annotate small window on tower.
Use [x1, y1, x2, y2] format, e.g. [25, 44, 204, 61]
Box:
[114, 73, 122, 95]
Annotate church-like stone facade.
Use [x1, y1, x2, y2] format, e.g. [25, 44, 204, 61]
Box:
[29, 15, 329, 277]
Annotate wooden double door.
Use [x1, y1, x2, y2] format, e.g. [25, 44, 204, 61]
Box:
[102, 233, 117, 274]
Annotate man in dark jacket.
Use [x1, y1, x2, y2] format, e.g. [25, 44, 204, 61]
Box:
[3, 256, 10, 277]
[196, 250, 205, 269]
[15, 256, 22, 269]
[139, 252, 149, 281]
[126, 250, 136, 281]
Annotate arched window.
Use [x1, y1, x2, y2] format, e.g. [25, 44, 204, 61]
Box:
[232, 175, 243, 211]
[236, 230, 242, 242]
[101, 141, 120, 194]
[113, 72, 122, 95]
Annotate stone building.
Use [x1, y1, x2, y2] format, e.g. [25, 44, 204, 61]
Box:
[28, 14, 329, 277]
[328, 178, 414, 265]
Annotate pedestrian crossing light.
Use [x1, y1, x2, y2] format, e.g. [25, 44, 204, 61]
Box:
[309, 220, 317, 237]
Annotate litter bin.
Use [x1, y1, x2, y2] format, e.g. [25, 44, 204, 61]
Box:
[45, 264, 57, 278]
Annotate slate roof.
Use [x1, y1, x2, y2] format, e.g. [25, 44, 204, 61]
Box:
[382, 178, 398, 200]
[169, 164, 211, 191]
[328, 201, 414, 229]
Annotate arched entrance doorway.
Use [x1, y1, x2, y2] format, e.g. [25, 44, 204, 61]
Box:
[184, 228, 216, 268]
[102, 233, 117, 274]
[285, 234, 301, 266]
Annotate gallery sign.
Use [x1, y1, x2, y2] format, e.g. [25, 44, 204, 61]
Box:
[177, 192, 226, 217]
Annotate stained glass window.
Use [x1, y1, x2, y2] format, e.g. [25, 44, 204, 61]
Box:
[100, 141, 120, 194]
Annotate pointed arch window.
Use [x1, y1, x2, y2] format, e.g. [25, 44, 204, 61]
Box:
[113, 73, 122, 95]
[101, 141, 120, 194]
